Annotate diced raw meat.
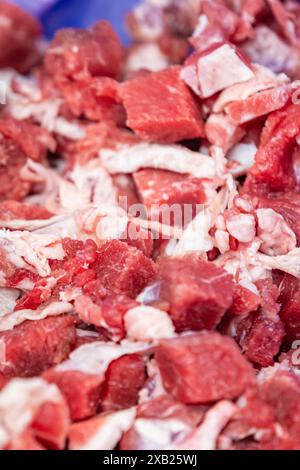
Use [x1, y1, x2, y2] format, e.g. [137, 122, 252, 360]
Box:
[183, 43, 254, 99]
[122, 221, 154, 258]
[256, 278, 280, 319]
[133, 169, 206, 226]
[43, 369, 102, 422]
[190, 1, 240, 53]
[157, 256, 234, 332]
[260, 369, 300, 444]
[228, 284, 261, 317]
[247, 104, 300, 191]
[119, 66, 205, 143]
[224, 84, 292, 124]
[92, 240, 157, 298]
[45, 21, 123, 81]
[30, 400, 69, 450]
[245, 315, 285, 366]
[0, 1, 41, 72]
[0, 378, 69, 450]
[68, 408, 136, 450]
[205, 112, 245, 152]
[156, 332, 254, 403]
[0, 315, 76, 379]
[275, 272, 300, 342]
[57, 78, 126, 124]
[0, 117, 55, 161]
[100, 354, 146, 412]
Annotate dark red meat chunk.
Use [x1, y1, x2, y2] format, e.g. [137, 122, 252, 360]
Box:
[0, 117, 55, 161]
[0, 315, 76, 379]
[133, 169, 206, 226]
[119, 66, 205, 143]
[228, 284, 261, 317]
[92, 240, 157, 298]
[245, 315, 285, 367]
[260, 370, 300, 445]
[246, 104, 300, 191]
[156, 332, 254, 403]
[45, 21, 123, 81]
[30, 400, 70, 450]
[100, 354, 146, 412]
[43, 369, 102, 422]
[157, 256, 233, 331]
[275, 272, 300, 342]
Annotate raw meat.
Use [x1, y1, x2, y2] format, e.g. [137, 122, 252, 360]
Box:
[157, 256, 234, 331]
[119, 66, 205, 142]
[156, 332, 254, 403]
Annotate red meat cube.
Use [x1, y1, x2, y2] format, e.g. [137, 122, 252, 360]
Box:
[45, 21, 123, 81]
[30, 400, 70, 450]
[0, 1, 41, 72]
[0, 315, 76, 378]
[157, 256, 233, 331]
[122, 221, 154, 257]
[100, 354, 146, 412]
[119, 66, 205, 143]
[275, 273, 300, 342]
[57, 78, 126, 124]
[260, 370, 300, 443]
[43, 369, 103, 421]
[228, 284, 261, 317]
[0, 117, 55, 161]
[245, 315, 285, 366]
[247, 104, 300, 191]
[155, 332, 254, 403]
[133, 169, 206, 226]
[92, 240, 157, 298]
[225, 84, 291, 124]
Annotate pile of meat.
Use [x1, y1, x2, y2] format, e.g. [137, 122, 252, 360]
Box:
[1, 0, 300, 451]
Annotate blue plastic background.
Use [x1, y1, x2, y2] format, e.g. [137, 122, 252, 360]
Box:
[13, 0, 139, 41]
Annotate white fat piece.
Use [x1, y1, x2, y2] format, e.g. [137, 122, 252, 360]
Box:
[0, 378, 63, 449]
[56, 340, 152, 376]
[100, 143, 216, 178]
[196, 44, 254, 98]
[124, 306, 175, 342]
